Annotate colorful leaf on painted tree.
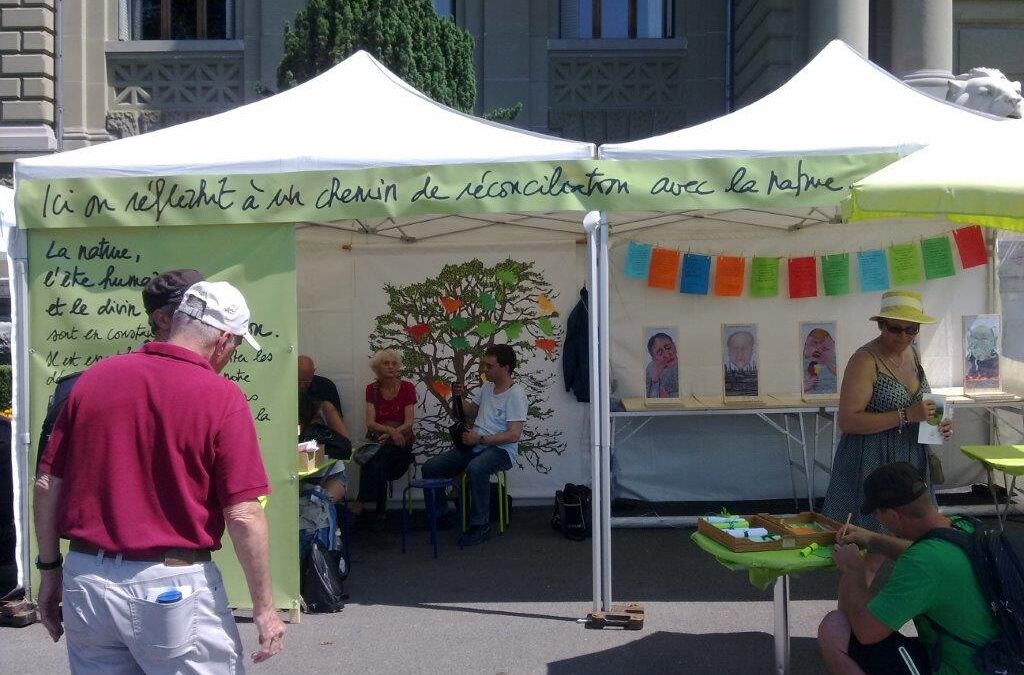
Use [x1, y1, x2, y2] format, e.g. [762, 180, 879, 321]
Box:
[448, 316, 470, 330]
[536, 338, 558, 356]
[440, 296, 463, 313]
[474, 322, 497, 337]
[478, 292, 496, 311]
[405, 323, 431, 342]
[450, 336, 470, 350]
[505, 321, 523, 340]
[537, 294, 557, 315]
[496, 269, 518, 285]
[431, 380, 452, 399]
[538, 316, 555, 336]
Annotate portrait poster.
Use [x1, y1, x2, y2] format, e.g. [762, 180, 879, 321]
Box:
[722, 323, 760, 401]
[962, 314, 1002, 393]
[643, 326, 681, 406]
[800, 321, 838, 401]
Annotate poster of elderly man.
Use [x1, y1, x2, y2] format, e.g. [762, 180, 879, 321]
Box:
[722, 324, 760, 401]
[963, 314, 1001, 393]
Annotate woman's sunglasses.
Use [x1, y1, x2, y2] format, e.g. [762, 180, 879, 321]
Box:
[880, 321, 920, 336]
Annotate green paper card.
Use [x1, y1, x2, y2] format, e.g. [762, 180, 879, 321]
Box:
[921, 235, 956, 280]
[478, 292, 496, 311]
[750, 257, 780, 297]
[821, 253, 850, 296]
[538, 316, 555, 336]
[505, 321, 523, 340]
[888, 242, 924, 286]
[451, 336, 470, 350]
[448, 316, 470, 331]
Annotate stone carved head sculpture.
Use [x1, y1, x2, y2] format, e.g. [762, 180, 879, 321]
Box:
[946, 67, 1023, 118]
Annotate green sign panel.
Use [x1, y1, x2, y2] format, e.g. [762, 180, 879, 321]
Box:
[27, 223, 299, 609]
[16, 154, 900, 229]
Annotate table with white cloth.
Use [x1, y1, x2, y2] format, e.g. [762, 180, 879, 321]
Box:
[611, 395, 838, 525]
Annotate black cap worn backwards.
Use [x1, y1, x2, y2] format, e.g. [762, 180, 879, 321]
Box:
[860, 461, 929, 515]
[142, 269, 205, 315]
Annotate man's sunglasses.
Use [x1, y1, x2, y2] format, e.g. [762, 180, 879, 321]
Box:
[880, 321, 920, 336]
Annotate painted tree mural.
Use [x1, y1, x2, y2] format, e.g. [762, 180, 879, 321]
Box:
[368, 258, 565, 472]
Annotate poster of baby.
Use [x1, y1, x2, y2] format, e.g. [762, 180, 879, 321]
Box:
[800, 321, 838, 400]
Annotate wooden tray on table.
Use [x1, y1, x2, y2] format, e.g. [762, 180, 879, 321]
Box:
[697, 512, 842, 553]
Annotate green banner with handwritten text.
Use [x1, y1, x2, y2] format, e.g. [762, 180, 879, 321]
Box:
[27, 223, 299, 610]
[17, 154, 899, 229]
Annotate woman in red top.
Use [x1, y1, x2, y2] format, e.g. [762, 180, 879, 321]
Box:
[357, 349, 417, 531]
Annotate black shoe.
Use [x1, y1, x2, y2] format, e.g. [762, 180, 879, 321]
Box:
[459, 524, 490, 546]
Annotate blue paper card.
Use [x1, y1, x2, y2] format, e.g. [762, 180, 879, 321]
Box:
[680, 253, 711, 295]
[858, 249, 891, 292]
[624, 240, 653, 279]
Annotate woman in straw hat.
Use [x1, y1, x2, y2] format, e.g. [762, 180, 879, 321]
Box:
[822, 290, 953, 537]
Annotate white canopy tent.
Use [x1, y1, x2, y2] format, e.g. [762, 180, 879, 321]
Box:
[585, 40, 1012, 613]
[12, 51, 597, 607]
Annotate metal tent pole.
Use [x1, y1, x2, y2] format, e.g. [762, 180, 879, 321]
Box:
[8, 223, 30, 598]
[583, 211, 603, 613]
[597, 213, 612, 611]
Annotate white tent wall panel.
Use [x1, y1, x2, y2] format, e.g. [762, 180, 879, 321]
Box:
[606, 218, 990, 501]
[294, 217, 997, 504]
[295, 226, 591, 501]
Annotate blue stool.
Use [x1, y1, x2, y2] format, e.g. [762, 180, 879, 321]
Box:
[401, 477, 460, 558]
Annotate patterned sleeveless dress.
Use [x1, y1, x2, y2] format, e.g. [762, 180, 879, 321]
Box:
[821, 348, 930, 533]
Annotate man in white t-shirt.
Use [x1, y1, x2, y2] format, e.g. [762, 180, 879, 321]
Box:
[423, 344, 528, 546]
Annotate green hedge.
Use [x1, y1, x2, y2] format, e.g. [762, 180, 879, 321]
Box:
[0, 365, 11, 410]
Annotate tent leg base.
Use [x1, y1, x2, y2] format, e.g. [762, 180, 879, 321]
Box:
[585, 602, 645, 630]
[0, 597, 38, 627]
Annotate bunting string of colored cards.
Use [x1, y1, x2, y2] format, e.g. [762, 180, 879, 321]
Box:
[622, 225, 988, 298]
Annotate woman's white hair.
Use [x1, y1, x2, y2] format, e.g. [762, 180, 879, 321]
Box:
[369, 348, 403, 375]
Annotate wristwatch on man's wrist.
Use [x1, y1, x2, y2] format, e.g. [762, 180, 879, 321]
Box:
[35, 553, 63, 570]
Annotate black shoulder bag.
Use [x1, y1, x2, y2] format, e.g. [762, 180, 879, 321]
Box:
[449, 391, 475, 453]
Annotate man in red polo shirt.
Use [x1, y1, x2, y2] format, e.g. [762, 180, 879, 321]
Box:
[34, 280, 285, 673]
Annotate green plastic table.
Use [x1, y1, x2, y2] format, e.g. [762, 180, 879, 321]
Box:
[960, 445, 1024, 526]
[691, 532, 836, 675]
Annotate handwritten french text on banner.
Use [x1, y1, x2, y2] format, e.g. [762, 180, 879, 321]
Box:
[17, 154, 900, 229]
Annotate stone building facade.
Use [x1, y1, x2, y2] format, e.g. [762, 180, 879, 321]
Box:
[1, 0, 1023, 162]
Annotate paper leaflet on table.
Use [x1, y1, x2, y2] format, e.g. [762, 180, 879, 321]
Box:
[918, 393, 952, 445]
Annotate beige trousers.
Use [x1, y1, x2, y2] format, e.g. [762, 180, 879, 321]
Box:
[62, 550, 244, 675]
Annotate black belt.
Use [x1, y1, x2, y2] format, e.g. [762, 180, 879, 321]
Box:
[69, 540, 212, 566]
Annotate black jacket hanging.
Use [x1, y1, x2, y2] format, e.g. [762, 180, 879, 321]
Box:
[562, 287, 590, 402]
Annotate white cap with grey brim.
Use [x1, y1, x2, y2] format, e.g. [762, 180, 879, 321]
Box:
[177, 280, 261, 350]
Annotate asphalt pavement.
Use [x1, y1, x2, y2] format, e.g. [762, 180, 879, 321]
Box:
[1, 506, 842, 674]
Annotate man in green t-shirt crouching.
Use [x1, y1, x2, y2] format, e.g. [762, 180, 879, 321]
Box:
[817, 462, 1000, 675]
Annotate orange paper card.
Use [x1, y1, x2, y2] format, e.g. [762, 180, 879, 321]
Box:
[714, 256, 745, 296]
[647, 248, 681, 290]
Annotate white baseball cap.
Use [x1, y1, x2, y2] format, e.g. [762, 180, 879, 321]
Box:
[177, 281, 261, 350]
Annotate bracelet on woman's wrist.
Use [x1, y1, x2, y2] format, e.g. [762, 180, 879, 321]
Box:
[897, 407, 907, 433]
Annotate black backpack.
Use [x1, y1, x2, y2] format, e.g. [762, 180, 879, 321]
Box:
[918, 517, 1024, 675]
[550, 483, 592, 541]
[300, 538, 347, 614]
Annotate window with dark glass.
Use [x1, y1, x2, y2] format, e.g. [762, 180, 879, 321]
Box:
[433, 0, 455, 19]
[132, 0, 231, 40]
[560, 0, 673, 39]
